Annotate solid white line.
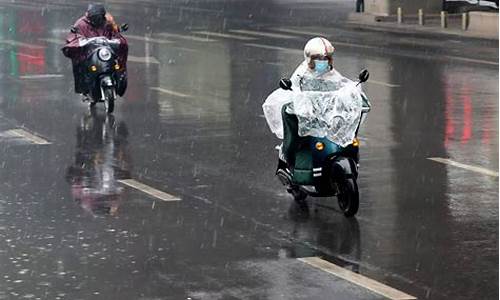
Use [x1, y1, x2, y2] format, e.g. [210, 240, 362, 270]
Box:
[193, 31, 257, 41]
[157, 32, 216, 42]
[128, 55, 160, 64]
[428, 157, 499, 177]
[244, 43, 302, 54]
[299, 257, 416, 300]
[229, 29, 296, 39]
[19, 74, 64, 79]
[368, 80, 400, 88]
[126, 35, 173, 44]
[5, 129, 51, 145]
[150, 87, 192, 98]
[118, 179, 181, 202]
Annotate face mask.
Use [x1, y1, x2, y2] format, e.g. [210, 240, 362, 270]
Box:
[314, 59, 329, 74]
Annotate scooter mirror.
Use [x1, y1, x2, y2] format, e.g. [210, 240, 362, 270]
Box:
[279, 78, 293, 91]
[70, 26, 78, 34]
[358, 69, 369, 83]
[120, 23, 129, 32]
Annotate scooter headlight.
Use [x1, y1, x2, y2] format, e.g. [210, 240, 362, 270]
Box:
[352, 138, 359, 147]
[98, 48, 112, 61]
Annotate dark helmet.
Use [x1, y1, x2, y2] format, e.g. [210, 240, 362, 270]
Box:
[87, 4, 106, 27]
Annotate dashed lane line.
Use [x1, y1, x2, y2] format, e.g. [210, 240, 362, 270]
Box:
[273, 28, 324, 36]
[38, 38, 63, 45]
[229, 29, 297, 39]
[368, 80, 400, 88]
[118, 179, 181, 202]
[128, 55, 160, 64]
[428, 157, 498, 177]
[126, 35, 173, 44]
[253, 30, 499, 66]
[150, 87, 192, 98]
[193, 31, 257, 41]
[157, 32, 217, 42]
[0, 40, 45, 49]
[4, 129, 51, 145]
[245, 44, 402, 87]
[244, 43, 302, 54]
[299, 257, 416, 300]
[19, 74, 64, 80]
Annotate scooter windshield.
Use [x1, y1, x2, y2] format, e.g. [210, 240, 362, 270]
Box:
[263, 63, 364, 147]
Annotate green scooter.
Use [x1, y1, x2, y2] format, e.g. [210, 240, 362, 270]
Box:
[276, 70, 371, 217]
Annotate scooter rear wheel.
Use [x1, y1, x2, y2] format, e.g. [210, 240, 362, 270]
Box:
[290, 187, 307, 204]
[337, 178, 359, 217]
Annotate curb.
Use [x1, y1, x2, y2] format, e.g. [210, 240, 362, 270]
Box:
[345, 14, 499, 41]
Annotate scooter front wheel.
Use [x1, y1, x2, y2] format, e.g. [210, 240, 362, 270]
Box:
[104, 88, 115, 114]
[337, 178, 359, 217]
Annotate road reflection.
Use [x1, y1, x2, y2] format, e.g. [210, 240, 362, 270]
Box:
[285, 202, 361, 272]
[66, 110, 132, 216]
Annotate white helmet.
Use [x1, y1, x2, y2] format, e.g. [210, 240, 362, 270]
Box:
[303, 37, 335, 63]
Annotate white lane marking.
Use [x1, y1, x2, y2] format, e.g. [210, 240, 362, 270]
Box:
[299, 257, 416, 300]
[428, 157, 499, 177]
[229, 29, 296, 39]
[193, 31, 257, 41]
[368, 80, 400, 88]
[273, 28, 324, 36]
[5, 129, 51, 145]
[157, 32, 216, 42]
[128, 55, 160, 64]
[0, 40, 45, 49]
[126, 35, 173, 44]
[244, 43, 302, 54]
[170, 46, 199, 53]
[253, 31, 499, 66]
[247, 44, 397, 88]
[245, 41, 371, 54]
[150, 87, 192, 98]
[118, 179, 181, 202]
[38, 38, 63, 45]
[443, 55, 499, 66]
[16, 53, 44, 59]
[19, 74, 64, 79]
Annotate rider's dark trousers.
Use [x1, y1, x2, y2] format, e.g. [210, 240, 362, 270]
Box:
[72, 60, 87, 94]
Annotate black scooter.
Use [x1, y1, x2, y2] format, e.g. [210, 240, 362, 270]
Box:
[71, 25, 128, 113]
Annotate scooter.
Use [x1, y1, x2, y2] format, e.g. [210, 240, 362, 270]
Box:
[71, 25, 128, 113]
[275, 70, 371, 217]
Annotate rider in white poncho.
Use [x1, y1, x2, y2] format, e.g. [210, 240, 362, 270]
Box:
[262, 37, 367, 168]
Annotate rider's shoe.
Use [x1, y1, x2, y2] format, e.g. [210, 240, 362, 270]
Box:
[81, 93, 90, 102]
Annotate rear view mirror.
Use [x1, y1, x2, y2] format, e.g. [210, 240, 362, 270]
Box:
[120, 23, 129, 32]
[279, 78, 292, 91]
[70, 26, 78, 34]
[358, 69, 369, 84]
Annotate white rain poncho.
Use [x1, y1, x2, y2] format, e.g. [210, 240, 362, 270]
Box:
[262, 62, 364, 147]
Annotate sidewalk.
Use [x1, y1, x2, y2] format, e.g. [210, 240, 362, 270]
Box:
[347, 12, 499, 40]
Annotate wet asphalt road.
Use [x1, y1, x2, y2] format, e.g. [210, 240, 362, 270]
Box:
[0, 1, 498, 299]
